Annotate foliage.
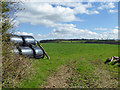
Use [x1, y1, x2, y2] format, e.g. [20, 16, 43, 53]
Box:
[1, 1, 33, 88]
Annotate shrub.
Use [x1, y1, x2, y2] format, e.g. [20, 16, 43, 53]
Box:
[1, 2, 34, 88]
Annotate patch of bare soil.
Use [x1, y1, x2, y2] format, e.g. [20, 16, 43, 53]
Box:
[94, 68, 118, 88]
[41, 65, 74, 88]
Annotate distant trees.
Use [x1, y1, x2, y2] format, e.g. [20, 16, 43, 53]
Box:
[40, 39, 119, 44]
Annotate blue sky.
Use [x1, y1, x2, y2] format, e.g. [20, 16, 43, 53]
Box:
[14, 1, 118, 40]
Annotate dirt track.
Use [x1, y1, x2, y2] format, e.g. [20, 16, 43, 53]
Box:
[41, 65, 74, 88]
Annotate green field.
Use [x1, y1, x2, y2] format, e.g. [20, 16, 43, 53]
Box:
[20, 43, 119, 88]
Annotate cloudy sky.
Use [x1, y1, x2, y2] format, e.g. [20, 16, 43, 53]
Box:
[14, 0, 119, 40]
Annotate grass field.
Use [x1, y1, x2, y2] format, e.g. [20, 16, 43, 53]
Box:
[20, 43, 119, 88]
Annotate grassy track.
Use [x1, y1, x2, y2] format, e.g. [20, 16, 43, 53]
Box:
[20, 43, 118, 88]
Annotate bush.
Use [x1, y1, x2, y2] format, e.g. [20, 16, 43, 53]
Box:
[2, 34, 33, 88]
[1, 2, 34, 88]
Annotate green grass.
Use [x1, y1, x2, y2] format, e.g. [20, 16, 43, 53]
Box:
[20, 43, 118, 88]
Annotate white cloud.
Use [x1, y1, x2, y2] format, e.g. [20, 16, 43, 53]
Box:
[14, 2, 100, 40]
[51, 2, 99, 15]
[94, 28, 108, 31]
[16, 3, 79, 27]
[112, 29, 118, 34]
[103, 28, 118, 39]
[89, 10, 99, 14]
[115, 26, 118, 29]
[14, 2, 118, 40]
[115, 26, 120, 29]
[14, 31, 34, 36]
[15, 26, 118, 40]
[109, 9, 118, 13]
[16, 2, 100, 27]
[98, 2, 115, 10]
[47, 26, 118, 40]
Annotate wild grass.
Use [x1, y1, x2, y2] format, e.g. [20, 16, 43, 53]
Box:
[19, 43, 118, 88]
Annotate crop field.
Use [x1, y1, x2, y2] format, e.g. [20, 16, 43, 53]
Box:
[20, 43, 119, 88]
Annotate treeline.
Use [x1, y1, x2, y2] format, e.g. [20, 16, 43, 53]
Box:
[40, 39, 120, 45]
[40, 39, 65, 43]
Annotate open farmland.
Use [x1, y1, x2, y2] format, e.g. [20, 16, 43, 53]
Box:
[20, 43, 119, 88]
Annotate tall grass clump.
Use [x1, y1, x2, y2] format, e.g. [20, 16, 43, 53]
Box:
[1, 1, 34, 88]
